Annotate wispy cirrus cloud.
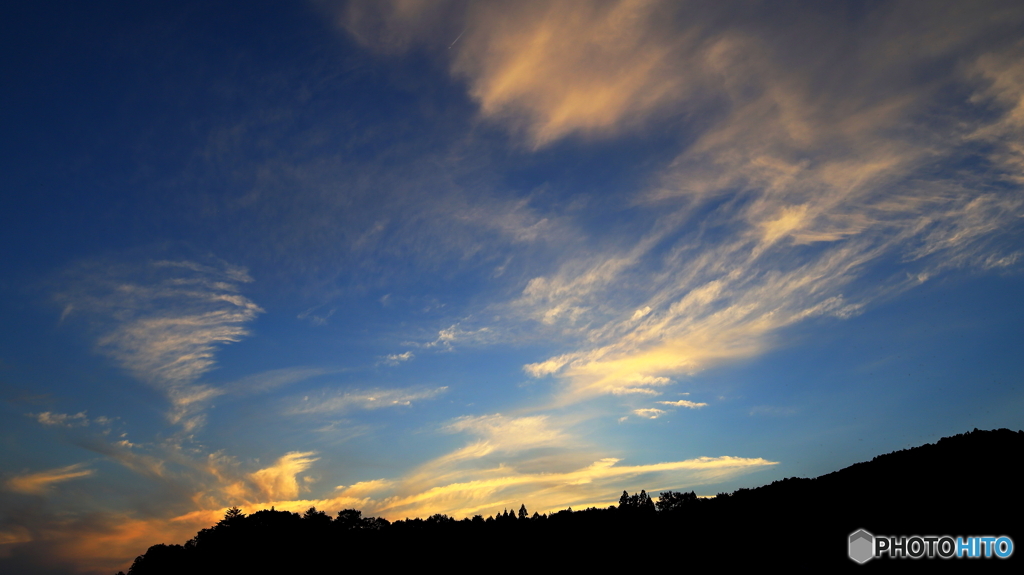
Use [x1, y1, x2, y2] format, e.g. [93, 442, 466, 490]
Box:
[4, 408, 768, 569]
[55, 256, 263, 430]
[297, 305, 336, 326]
[420, 413, 572, 477]
[658, 399, 707, 409]
[419, 323, 496, 351]
[380, 351, 414, 366]
[5, 464, 94, 495]
[31, 411, 90, 427]
[150, 448, 774, 547]
[288, 386, 448, 415]
[29, 421, 321, 511]
[353, 412, 771, 519]
[340, 0, 700, 148]
[222, 367, 332, 395]
[338, 2, 1024, 410]
[450, 0, 694, 148]
[632, 408, 666, 420]
[454, 2, 1024, 405]
[22, 412, 171, 482]
[371, 454, 775, 520]
[169, 412, 776, 522]
[248, 452, 320, 501]
[624, 399, 707, 421]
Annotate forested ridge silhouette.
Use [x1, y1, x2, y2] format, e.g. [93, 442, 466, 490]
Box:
[119, 428, 1022, 572]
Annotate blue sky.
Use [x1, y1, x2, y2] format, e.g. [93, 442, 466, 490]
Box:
[2, 1, 1024, 572]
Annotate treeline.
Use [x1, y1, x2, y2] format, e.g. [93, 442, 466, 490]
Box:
[120, 428, 1023, 572]
[120, 491, 690, 574]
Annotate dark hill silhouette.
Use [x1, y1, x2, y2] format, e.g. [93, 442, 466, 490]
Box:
[119, 428, 1022, 573]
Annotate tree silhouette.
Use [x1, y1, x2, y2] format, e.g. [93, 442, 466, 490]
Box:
[656, 490, 697, 512]
[619, 490, 655, 512]
[219, 507, 244, 526]
[303, 506, 331, 528]
[117, 429, 1024, 573]
[335, 508, 364, 530]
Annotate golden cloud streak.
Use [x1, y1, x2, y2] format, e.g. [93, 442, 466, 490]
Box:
[5, 464, 94, 495]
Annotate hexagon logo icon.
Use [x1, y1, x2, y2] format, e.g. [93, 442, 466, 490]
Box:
[849, 529, 874, 563]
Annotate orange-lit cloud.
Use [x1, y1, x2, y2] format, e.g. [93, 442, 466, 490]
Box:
[0, 409, 775, 573]
[364, 454, 775, 520]
[248, 452, 319, 501]
[506, 7, 1024, 404]
[5, 464, 94, 495]
[450, 0, 695, 147]
[969, 42, 1024, 185]
[1, 512, 213, 575]
[340, 2, 1023, 409]
[32, 411, 90, 427]
[339, 1, 708, 147]
[269, 412, 774, 519]
[148, 411, 776, 523]
[61, 514, 208, 575]
[157, 453, 775, 532]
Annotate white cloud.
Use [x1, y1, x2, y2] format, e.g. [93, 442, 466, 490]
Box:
[381, 351, 414, 365]
[289, 386, 448, 415]
[423, 324, 494, 350]
[631, 306, 652, 321]
[522, 352, 581, 378]
[441, 414, 568, 458]
[506, 8, 1024, 404]
[632, 408, 666, 419]
[657, 400, 707, 409]
[56, 257, 263, 430]
[339, 3, 1024, 409]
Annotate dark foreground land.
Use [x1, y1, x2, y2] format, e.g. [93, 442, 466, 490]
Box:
[121, 428, 1022, 573]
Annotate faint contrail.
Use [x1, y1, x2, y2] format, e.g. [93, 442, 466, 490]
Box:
[448, 30, 465, 49]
